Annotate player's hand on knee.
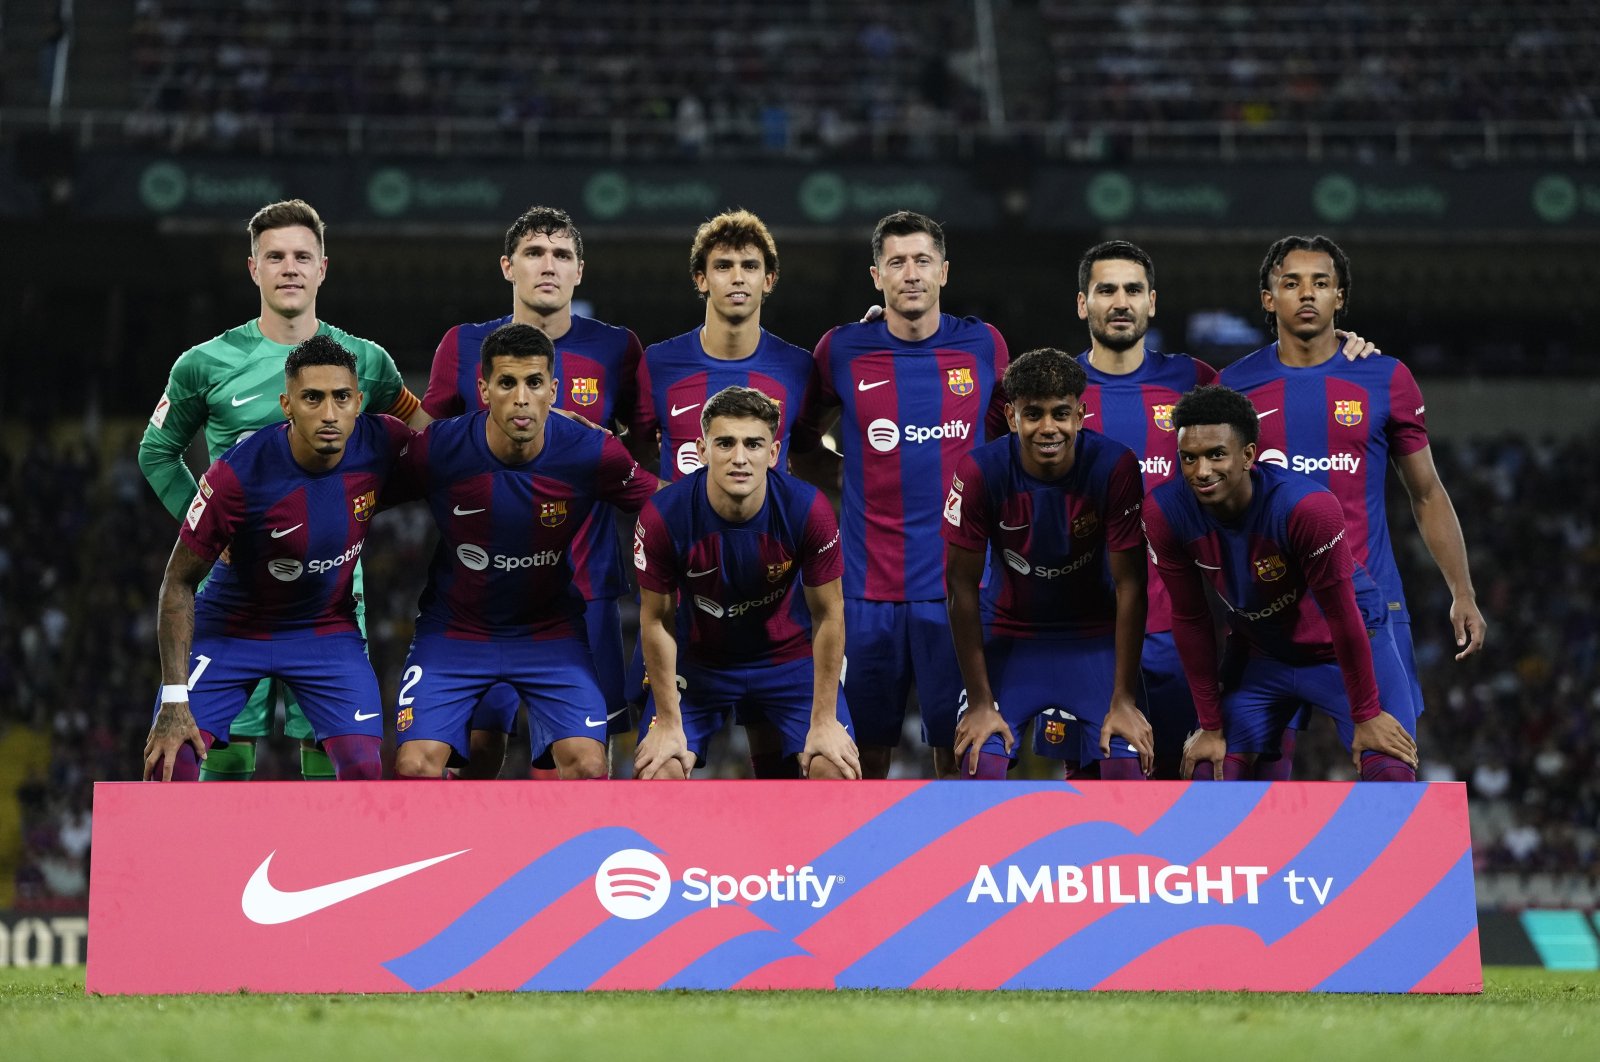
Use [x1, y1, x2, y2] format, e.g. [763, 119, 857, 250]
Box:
[143, 702, 205, 781]
[1103, 699, 1154, 777]
[1335, 329, 1380, 360]
[800, 720, 860, 780]
[1350, 711, 1417, 773]
[635, 727, 693, 780]
[953, 702, 1012, 777]
[1181, 728, 1227, 781]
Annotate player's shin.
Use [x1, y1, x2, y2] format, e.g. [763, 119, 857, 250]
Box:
[1098, 757, 1147, 780]
[956, 751, 1010, 780]
[1359, 752, 1417, 782]
[198, 739, 255, 781]
[1252, 728, 1297, 781]
[1190, 755, 1252, 781]
[300, 743, 337, 781]
[323, 735, 383, 779]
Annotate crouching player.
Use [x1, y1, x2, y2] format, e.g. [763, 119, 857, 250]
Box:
[1141, 385, 1418, 781]
[389, 323, 657, 779]
[632, 386, 858, 780]
[145, 337, 410, 781]
[943, 348, 1154, 779]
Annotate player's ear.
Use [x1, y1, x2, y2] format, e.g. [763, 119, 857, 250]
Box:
[869, 264, 883, 291]
[936, 258, 949, 286]
[280, 391, 292, 421]
[770, 437, 782, 464]
[1147, 287, 1156, 318]
[696, 435, 708, 463]
[1076, 291, 1089, 321]
[1004, 402, 1018, 433]
[500, 255, 514, 283]
[1242, 441, 1257, 468]
[477, 374, 490, 406]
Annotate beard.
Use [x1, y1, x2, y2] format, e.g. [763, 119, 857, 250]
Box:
[1088, 317, 1147, 352]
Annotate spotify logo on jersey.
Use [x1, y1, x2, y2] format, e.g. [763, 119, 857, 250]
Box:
[456, 544, 490, 571]
[676, 441, 702, 476]
[867, 419, 901, 452]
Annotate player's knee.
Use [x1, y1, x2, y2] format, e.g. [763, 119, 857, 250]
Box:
[857, 745, 894, 780]
[394, 742, 449, 779]
[806, 757, 848, 780]
[643, 759, 688, 781]
[930, 746, 962, 780]
[553, 738, 607, 779]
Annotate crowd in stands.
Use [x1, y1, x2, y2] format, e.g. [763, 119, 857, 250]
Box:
[114, 1, 1598, 158]
[2, 417, 1596, 909]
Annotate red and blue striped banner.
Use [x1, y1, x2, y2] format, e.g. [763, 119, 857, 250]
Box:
[87, 781, 1480, 994]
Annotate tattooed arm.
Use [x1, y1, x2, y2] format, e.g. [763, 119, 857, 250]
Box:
[144, 540, 213, 780]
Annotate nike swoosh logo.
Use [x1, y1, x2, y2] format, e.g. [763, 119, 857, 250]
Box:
[1082, 412, 1095, 420]
[999, 521, 1028, 531]
[670, 402, 702, 417]
[353, 710, 379, 721]
[687, 567, 718, 578]
[231, 394, 263, 407]
[452, 505, 486, 516]
[584, 716, 606, 727]
[1256, 408, 1279, 420]
[606, 707, 628, 721]
[1195, 561, 1222, 570]
[241, 849, 467, 925]
[857, 380, 889, 391]
[270, 524, 303, 538]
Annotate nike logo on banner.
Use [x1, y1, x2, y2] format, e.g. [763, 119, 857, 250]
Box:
[241, 849, 468, 925]
[353, 710, 379, 721]
[999, 521, 1029, 531]
[231, 394, 263, 407]
[452, 505, 486, 516]
[1256, 408, 1279, 420]
[857, 380, 889, 392]
[687, 567, 718, 578]
[270, 524, 303, 538]
[1195, 561, 1222, 570]
[670, 402, 701, 417]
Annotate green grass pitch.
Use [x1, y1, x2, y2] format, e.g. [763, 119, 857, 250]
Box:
[4, 966, 1597, 1060]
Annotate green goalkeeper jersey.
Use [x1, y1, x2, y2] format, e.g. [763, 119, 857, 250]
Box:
[138, 319, 408, 519]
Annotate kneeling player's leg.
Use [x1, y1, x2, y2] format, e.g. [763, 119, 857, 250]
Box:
[841, 599, 912, 779]
[632, 665, 731, 779]
[1199, 658, 1295, 781]
[156, 636, 259, 781]
[908, 600, 966, 779]
[955, 636, 1028, 780]
[1141, 632, 1198, 781]
[742, 658, 856, 780]
[585, 596, 635, 777]
[464, 683, 521, 779]
[1315, 626, 1418, 782]
[277, 633, 385, 780]
[1049, 635, 1151, 780]
[201, 678, 273, 781]
[393, 637, 491, 777]
[513, 636, 612, 779]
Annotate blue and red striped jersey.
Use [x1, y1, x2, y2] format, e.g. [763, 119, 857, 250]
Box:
[389, 411, 656, 641]
[1220, 343, 1429, 622]
[942, 430, 1144, 639]
[1077, 348, 1218, 635]
[182, 414, 413, 639]
[813, 314, 1009, 601]
[423, 312, 644, 600]
[632, 327, 820, 482]
[634, 469, 842, 668]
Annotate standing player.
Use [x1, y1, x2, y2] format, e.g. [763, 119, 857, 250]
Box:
[424, 205, 643, 778]
[942, 349, 1152, 779]
[1221, 236, 1486, 742]
[811, 211, 1009, 778]
[1142, 386, 1419, 782]
[389, 324, 657, 780]
[144, 338, 408, 782]
[138, 199, 428, 782]
[630, 209, 822, 778]
[632, 387, 858, 780]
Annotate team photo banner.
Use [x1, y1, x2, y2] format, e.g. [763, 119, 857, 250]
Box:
[87, 781, 1480, 994]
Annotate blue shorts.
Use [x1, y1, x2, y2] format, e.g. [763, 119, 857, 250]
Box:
[397, 634, 608, 761]
[159, 631, 382, 744]
[1391, 617, 1425, 716]
[963, 634, 1143, 763]
[1223, 625, 1417, 755]
[472, 598, 629, 737]
[1141, 630, 1198, 772]
[638, 657, 852, 767]
[843, 598, 963, 748]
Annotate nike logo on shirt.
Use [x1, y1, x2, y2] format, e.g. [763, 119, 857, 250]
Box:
[857, 380, 889, 392]
[687, 567, 718, 578]
[999, 521, 1029, 531]
[1195, 561, 1222, 570]
[231, 394, 263, 407]
[452, 506, 486, 516]
[240, 849, 467, 925]
[670, 402, 702, 417]
[270, 524, 303, 538]
[1256, 408, 1279, 420]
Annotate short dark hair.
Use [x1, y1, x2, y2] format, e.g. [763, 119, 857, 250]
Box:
[249, 199, 325, 256]
[701, 385, 781, 438]
[1173, 385, 1260, 448]
[479, 322, 554, 379]
[504, 205, 583, 261]
[1259, 234, 1351, 334]
[1003, 348, 1087, 403]
[689, 209, 779, 294]
[1076, 240, 1155, 294]
[285, 334, 356, 381]
[871, 211, 945, 264]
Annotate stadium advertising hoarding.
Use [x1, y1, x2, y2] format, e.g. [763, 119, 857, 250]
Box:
[88, 781, 1480, 994]
[29, 153, 1600, 232]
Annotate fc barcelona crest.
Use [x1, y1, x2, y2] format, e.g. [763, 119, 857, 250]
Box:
[352, 490, 377, 522]
[947, 367, 975, 396]
[540, 500, 568, 527]
[1254, 554, 1287, 582]
[1151, 404, 1175, 432]
[1043, 718, 1067, 745]
[570, 377, 599, 407]
[1072, 511, 1100, 539]
[1334, 399, 1363, 426]
[396, 706, 413, 732]
[767, 559, 793, 583]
